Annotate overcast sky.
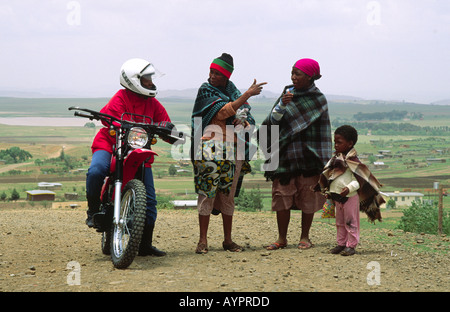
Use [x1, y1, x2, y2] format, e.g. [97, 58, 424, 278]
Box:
[1, 0, 449, 103]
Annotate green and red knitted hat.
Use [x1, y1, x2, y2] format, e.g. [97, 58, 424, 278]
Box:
[210, 53, 234, 78]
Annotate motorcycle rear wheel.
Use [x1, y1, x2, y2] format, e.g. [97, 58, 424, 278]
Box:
[110, 179, 147, 269]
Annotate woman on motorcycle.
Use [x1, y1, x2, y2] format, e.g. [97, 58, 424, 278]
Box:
[86, 58, 171, 257]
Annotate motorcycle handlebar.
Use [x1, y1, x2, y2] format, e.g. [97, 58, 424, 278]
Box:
[69, 106, 120, 124]
[69, 106, 189, 143]
[74, 111, 94, 119]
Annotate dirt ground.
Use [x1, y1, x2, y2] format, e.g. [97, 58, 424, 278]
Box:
[0, 204, 449, 294]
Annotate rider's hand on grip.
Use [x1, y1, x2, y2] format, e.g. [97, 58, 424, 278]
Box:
[154, 121, 181, 145]
[155, 121, 175, 131]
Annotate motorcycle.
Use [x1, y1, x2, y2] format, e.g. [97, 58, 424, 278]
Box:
[69, 106, 185, 269]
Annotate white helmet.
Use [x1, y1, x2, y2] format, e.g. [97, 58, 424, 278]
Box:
[120, 58, 159, 97]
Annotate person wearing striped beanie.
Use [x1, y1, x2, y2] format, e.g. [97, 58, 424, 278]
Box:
[191, 53, 266, 254]
[210, 53, 234, 79]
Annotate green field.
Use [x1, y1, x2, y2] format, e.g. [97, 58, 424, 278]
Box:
[0, 96, 449, 214]
[2, 96, 450, 125]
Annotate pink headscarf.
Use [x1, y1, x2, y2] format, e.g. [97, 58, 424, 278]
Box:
[294, 58, 322, 80]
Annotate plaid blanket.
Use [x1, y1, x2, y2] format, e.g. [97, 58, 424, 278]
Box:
[190, 80, 256, 197]
[260, 84, 332, 184]
[314, 148, 384, 223]
[191, 81, 254, 135]
[190, 80, 255, 161]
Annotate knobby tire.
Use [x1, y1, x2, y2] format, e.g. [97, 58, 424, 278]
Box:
[110, 179, 146, 269]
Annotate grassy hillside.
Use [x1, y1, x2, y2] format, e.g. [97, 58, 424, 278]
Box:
[2, 96, 450, 124]
[0, 96, 448, 210]
[0, 97, 109, 117]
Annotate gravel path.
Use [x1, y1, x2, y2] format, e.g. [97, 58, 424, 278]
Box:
[1, 206, 449, 294]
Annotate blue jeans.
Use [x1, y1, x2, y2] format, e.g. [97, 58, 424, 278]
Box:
[86, 150, 158, 226]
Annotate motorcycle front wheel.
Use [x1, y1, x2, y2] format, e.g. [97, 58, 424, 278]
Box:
[110, 179, 147, 269]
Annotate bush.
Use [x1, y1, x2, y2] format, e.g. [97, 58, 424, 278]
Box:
[386, 198, 396, 209]
[10, 188, 20, 201]
[236, 187, 263, 212]
[168, 164, 177, 176]
[396, 200, 450, 235]
[156, 194, 174, 209]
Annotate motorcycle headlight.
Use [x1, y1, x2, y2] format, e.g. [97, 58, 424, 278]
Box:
[127, 127, 148, 149]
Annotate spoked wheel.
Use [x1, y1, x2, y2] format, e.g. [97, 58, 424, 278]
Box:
[110, 179, 147, 269]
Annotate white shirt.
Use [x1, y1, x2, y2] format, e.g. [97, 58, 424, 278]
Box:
[329, 168, 360, 197]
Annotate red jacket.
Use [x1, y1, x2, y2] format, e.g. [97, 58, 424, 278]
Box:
[91, 89, 171, 154]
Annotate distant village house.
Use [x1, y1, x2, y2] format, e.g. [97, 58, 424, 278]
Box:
[373, 161, 389, 169]
[26, 190, 56, 201]
[38, 182, 62, 190]
[426, 158, 446, 164]
[381, 191, 424, 208]
[64, 193, 79, 200]
[172, 200, 197, 209]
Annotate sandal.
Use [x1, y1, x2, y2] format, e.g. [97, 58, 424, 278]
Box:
[297, 240, 314, 249]
[195, 242, 208, 254]
[222, 241, 244, 252]
[265, 242, 287, 250]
